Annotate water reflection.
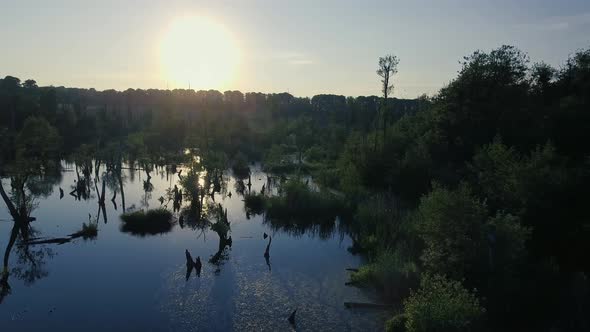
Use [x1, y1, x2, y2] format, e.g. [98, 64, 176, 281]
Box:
[264, 235, 272, 271]
[0, 157, 382, 330]
[209, 204, 232, 271]
[120, 208, 175, 236]
[234, 179, 246, 196]
[185, 249, 202, 280]
[263, 217, 341, 240]
[1, 172, 52, 303]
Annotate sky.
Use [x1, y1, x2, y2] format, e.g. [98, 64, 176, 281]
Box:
[1, 0, 589, 98]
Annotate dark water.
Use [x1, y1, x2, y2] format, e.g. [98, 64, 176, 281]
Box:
[0, 162, 385, 331]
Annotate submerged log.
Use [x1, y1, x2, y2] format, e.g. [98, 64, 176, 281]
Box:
[24, 237, 71, 245]
[185, 249, 194, 266]
[288, 309, 297, 325]
[263, 236, 272, 258]
[195, 256, 202, 277]
[185, 249, 202, 277]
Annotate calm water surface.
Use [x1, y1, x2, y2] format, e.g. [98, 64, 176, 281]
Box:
[0, 162, 385, 331]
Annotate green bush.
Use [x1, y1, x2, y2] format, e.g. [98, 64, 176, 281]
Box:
[312, 166, 340, 189]
[487, 212, 530, 271]
[385, 314, 407, 332]
[402, 274, 485, 332]
[470, 137, 527, 214]
[415, 183, 487, 279]
[304, 145, 327, 163]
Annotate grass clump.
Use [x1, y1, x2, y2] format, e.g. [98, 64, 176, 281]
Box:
[70, 222, 98, 240]
[350, 250, 418, 300]
[120, 208, 173, 236]
[265, 178, 344, 223]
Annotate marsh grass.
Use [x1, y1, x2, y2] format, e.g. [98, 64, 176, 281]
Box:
[70, 222, 98, 240]
[351, 250, 418, 301]
[265, 179, 345, 224]
[120, 208, 173, 236]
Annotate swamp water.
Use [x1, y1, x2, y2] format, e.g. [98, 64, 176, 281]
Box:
[0, 162, 386, 331]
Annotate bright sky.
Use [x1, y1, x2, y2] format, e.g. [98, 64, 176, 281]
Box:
[1, 0, 589, 98]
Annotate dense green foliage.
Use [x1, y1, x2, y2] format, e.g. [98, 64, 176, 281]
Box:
[390, 274, 485, 332]
[415, 184, 488, 280]
[345, 45, 590, 331]
[1, 44, 589, 330]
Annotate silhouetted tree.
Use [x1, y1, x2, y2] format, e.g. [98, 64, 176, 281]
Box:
[377, 54, 399, 149]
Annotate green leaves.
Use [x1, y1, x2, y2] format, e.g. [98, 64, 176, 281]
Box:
[415, 184, 487, 279]
[402, 274, 485, 332]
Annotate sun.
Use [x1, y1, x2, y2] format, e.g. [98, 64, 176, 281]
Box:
[159, 16, 240, 90]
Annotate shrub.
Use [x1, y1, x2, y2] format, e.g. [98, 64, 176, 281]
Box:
[415, 183, 487, 279]
[402, 274, 485, 332]
[304, 145, 327, 163]
[470, 137, 526, 214]
[486, 212, 530, 271]
[386, 314, 407, 332]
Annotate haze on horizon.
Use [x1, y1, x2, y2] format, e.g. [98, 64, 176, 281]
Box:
[1, 0, 589, 98]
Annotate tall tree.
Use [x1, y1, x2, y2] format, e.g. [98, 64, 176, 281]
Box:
[377, 55, 399, 100]
[376, 54, 399, 149]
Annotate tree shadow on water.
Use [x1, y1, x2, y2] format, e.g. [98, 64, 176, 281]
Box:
[0, 175, 54, 304]
[208, 204, 232, 274]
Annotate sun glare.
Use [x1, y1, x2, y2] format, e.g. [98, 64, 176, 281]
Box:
[160, 16, 239, 90]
